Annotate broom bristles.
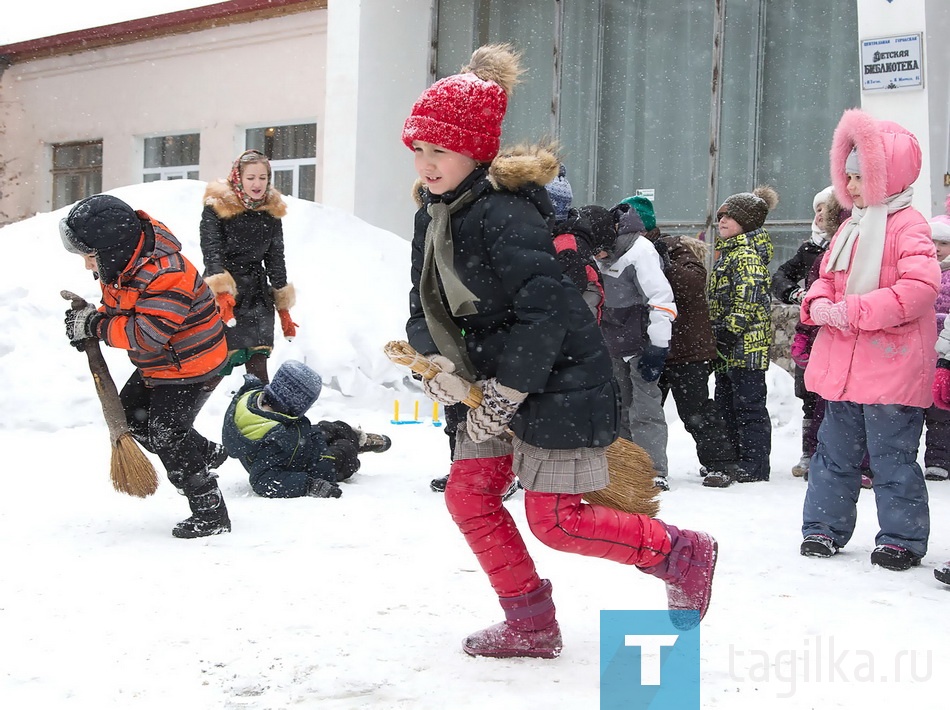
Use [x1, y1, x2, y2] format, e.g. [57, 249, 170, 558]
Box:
[111, 434, 159, 498]
[583, 438, 661, 518]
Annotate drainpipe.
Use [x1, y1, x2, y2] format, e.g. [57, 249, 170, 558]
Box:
[703, 0, 726, 274]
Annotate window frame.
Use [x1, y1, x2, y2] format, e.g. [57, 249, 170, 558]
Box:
[51, 140, 103, 210]
[142, 133, 200, 183]
[244, 122, 318, 201]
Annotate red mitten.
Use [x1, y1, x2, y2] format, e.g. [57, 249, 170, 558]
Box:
[934, 363, 950, 411]
[279, 309, 298, 341]
[790, 332, 810, 369]
[216, 293, 236, 327]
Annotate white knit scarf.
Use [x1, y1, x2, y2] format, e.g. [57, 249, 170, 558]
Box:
[826, 187, 914, 295]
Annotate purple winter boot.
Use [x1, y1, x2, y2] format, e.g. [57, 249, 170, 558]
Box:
[462, 579, 563, 659]
[640, 526, 718, 630]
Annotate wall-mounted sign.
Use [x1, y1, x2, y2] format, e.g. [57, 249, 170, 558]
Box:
[861, 33, 923, 91]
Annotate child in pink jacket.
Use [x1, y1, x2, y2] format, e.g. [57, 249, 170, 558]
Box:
[799, 109, 940, 572]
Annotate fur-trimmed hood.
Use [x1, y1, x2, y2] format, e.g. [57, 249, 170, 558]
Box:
[412, 143, 559, 208]
[830, 108, 921, 209]
[204, 179, 288, 220]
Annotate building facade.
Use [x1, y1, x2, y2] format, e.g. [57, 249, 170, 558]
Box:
[1, 0, 947, 263]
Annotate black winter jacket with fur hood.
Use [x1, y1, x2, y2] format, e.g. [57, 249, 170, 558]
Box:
[406, 146, 618, 449]
[200, 180, 290, 351]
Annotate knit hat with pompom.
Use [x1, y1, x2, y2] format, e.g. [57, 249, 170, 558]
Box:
[717, 185, 780, 233]
[402, 44, 524, 163]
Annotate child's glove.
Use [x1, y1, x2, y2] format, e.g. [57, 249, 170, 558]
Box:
[788, 287, 805, 305]
[934, 360, 950, 411]
[64, 305, 104, 349]
[278, 309, 298, 340]
[466, 378, 527, 443]
[810, 298, 849, 330]
[790, 332, 811, 369]
[421, 355, 472, 405]
[716, 328, 738, 356]
[637, 344, 669, 383]
[216, 293, 237, 327]
[307, 477, 343, 499]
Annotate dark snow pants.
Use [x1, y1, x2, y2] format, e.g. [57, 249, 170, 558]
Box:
[924, 404, 950, 469]
[660, 360, 739, 471]
[714, 367, 771, 480]
[120, 370, 217, 495]
[802, 401, 929, 557]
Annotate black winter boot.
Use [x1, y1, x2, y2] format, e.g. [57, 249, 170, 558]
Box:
[358, 430, 392, 454]
[173, 485, 231, 538]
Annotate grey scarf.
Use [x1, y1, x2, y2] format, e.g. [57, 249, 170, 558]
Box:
[419, 190, 479, 380]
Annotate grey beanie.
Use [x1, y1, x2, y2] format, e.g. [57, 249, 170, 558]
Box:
[845, 148, 861, 175]
[264, 360, 323, 417]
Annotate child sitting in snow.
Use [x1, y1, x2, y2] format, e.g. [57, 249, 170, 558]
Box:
[223, 360, 391, 498]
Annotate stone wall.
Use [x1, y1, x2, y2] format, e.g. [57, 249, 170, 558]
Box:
[770, 302, 800, 375]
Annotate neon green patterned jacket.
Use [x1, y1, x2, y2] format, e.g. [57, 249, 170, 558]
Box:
[708, 228, 774, 370]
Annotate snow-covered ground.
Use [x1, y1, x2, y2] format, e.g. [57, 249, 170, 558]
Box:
[1, 181, 946, 709]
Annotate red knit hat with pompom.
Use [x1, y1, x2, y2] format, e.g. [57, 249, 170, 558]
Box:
[402, 44, 523, 163]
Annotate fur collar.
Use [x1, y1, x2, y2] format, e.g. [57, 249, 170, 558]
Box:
[412, 143, 560, 208]
[204, 179, 288, 220]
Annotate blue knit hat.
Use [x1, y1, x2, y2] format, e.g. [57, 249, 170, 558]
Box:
[544, 164, 573, 223]
[264, 360, 322, 417]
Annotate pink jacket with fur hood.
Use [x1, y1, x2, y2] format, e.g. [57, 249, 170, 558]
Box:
[802, 109, 940, 407]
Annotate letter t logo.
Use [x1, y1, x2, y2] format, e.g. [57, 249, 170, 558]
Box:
[625, 635, 678, 685]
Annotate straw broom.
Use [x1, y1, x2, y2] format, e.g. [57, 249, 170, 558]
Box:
[384, 340, 660, 517]
[62, 290, 159, 498]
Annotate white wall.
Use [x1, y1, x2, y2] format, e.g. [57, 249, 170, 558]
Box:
[856, 0, 944, 214]
[0, 10, 327, 221]
[323, 0, 433, 239]
[925, 0, 950, 216]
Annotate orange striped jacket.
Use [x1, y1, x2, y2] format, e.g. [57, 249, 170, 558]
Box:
[96, 212, 227, 384]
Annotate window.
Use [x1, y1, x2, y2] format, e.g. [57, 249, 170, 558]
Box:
[52, 141, 102, 209]
[143, 134, 200, 182]
[435, 0, 859, 264]
[245, 123, 317, 200]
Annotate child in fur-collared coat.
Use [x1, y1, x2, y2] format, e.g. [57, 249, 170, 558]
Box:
[403, 43, 717, 661]
[200, 149, 297, 386]
[799, 109, 940, 572]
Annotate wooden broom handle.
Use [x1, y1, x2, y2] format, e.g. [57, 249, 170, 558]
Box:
[383, 340, 483, 408]
[61, 290, 130, 443]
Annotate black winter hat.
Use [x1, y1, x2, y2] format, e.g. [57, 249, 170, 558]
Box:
[61, 194, 144, 282]
[612, 202, 646, 236]
[716, 185, 780, 233]
[576, 205, 618, 254]
[264, 360, 323, 417]
[61, 194, 141, 254]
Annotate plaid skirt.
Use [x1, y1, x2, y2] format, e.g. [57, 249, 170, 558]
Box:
[454, 422, 609, 494]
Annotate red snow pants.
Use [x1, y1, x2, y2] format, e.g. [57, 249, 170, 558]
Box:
[444, 455, 671, 598]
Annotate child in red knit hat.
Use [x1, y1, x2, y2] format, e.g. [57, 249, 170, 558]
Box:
[402, 43, 718, 660]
